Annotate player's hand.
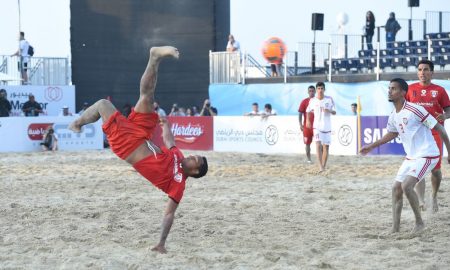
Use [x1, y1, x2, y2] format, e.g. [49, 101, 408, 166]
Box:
[151, 244, 167, 254]
[300, 125, 304, 132]
[359, 145, 372, 156]
[435, 113, 445, 122]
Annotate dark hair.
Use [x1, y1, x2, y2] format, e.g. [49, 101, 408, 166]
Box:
[20, 31, 25, 37]
[264, 103, 272, 110]
[192, 157, 208, 178]
[351, 103, 357, 107]
[308, 85, 315, 90]
[417, 59, 434, 71]
[390, 78, 409, 92]
[252, 102, 258, 106]
[316, 82, 325, 88]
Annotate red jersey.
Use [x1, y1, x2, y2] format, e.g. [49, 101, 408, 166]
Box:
[298, 97, 314, 126]
[133, 146, 187, 203]
[406, 82, 450, 134]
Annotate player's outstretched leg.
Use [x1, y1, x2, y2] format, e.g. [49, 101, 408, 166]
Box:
[430, 169, 441, 212]
[134, 46, 179, 114]
[69, 99, 117, 133]
[402, 177, 425, 233]
[391, 182, 403, 233]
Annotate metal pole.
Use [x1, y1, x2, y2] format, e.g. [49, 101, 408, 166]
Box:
[312, 31, 316, 74]
[439, 12, 442, 33]
[344, 35, 348, 58]
[409, 7, 413, 41]
[376, 41, 380, 81]
[328, 43, 332, 82]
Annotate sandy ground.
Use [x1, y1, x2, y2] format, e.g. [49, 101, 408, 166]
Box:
[1, 150, 450, 270]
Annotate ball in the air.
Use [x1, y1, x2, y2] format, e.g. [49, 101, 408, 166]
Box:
[262, 37, 287, 64]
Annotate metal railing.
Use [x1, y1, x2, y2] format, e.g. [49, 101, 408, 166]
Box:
[426, 11, 450, 34]
[0, 55, 70, 85]
[209, 51, 242, 84]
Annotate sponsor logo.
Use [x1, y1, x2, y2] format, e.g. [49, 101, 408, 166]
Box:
[171, 123, 204, 144]
[363, 128, 402, 144]
[402, 117, 408, 125]
[45, 86, 63, 102]
[265, 125, 278, 145]
[421, 89, 427, 96]
[431, 90, 438, 98]
[28, 123, 53, 140]
[338, 125, 352, 146]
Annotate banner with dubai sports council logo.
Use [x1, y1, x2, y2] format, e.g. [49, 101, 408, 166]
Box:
[0, 85, 75, 116]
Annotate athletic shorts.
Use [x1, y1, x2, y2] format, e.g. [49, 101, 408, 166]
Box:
[313, 129, 331, 145]
[102, 109, 159, 160]
[432, 132, 443, 170]
[303, 128, 313, 145]
[395, 157, 439, 183]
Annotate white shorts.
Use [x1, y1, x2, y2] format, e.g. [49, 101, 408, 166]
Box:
[313, 129, 331, 145]
[395, 157, 438, 182]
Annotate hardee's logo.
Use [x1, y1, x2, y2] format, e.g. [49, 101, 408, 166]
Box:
[171, 123, 204, 144]
[28, 123, 53, 140]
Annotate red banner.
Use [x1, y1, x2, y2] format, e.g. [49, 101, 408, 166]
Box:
[152, 116, 213, 151]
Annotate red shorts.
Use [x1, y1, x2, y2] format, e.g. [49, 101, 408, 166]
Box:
[433, 132, 443, 170]
[102, 109, 159, 160]
[303, 128, 313, 145]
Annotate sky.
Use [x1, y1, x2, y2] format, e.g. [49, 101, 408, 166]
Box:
[0, 0, 448, 61]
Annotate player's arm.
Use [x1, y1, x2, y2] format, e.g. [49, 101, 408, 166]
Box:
[299, 113, 304, 131]
[160, 117, 175, 148]
[433, 123, 450, 163]
[360, 132, 398, 155]
[435, 106, 450, 122]
[151, 199, 179, 254]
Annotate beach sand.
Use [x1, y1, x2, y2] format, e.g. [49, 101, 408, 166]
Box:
[1, 150, 450, 269]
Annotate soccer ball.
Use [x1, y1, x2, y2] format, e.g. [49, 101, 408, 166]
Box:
[262, 37, 287, 64]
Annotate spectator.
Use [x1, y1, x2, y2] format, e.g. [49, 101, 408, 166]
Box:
[200, 99, 218, 116]
[226, 34, 240, 52]
[385, 12, 401, 49]
[261, 103, 277, 117]
[192, 106, 200, 116]
[78, 102, 89, 115]
[22, 94, 43, 116]
[351, 103, 358, 115]
[365, 11, 375, 50]
[186, 107, 193, 116]
[122, 103, 132, 117]
[40, 125, 58, 151]
[169, 103, 185, 116]
[0, 89, 12, 117]
[59, 105, 73, 116]
[245, 102, 261, 116]
[12, 32, 31, 84]
[153, 101, 167, 116]
[271, 63, 279, 77]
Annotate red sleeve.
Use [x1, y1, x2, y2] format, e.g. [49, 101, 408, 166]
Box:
[405, 88, 411, 101]
[438, 86, 450, 109]
[167, 146, 186, 203]
[298, 99, 308, 113]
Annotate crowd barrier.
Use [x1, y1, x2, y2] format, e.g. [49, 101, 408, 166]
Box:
[3, 115, 448, 156]
[0, 85, 75, 116]
[0, 116, 103, 152]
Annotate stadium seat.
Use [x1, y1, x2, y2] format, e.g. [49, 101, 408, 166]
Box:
[380, 58, 392, 69]
[380, 50, 391, 57]
[424, 33, 439, 39]
[404, 48, 415, 55]
[357, 58, 367, 70]
[334, 59, 348, 72]
[404, 56, 417, 67]
[437, 32, 450, 39]
[391, 57, 404, 69]
[347, 58, 359, 72]
[367, 58, 377, 70]
[393, 42, 405, 48]
[431, 39, 449, 47]
[358, 50, 371, 58]
[416, 47, 427, 55]
[441, 55, 450, 70]
[392, 48, 404, 56]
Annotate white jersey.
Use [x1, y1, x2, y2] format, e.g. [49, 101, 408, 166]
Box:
[306, 96, 335, 132]
[387, 101, 439, 159]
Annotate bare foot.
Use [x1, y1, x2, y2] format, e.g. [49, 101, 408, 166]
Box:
[432, 197, 439, 213]
[150, 46, 180, 60]
[411, 222, 425, 234]
[419, 203, 426, 212]
[151, 245, 167, 254]
[68, 120, 82, 133]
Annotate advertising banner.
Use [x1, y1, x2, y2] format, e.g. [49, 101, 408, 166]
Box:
[0, 116, 103, 152]
[360, 116, 405, 155]
[1, 85, 76, 116]
[152, 116, 214, 151]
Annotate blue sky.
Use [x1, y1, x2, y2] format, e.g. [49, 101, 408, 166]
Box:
[0, 0, 447, 60]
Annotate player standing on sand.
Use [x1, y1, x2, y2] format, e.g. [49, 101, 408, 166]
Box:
[298, 85, 316, 163]
[69, 46, 208, 253]
[405, 59, 450, 212]
[360, 78, 450, 233]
